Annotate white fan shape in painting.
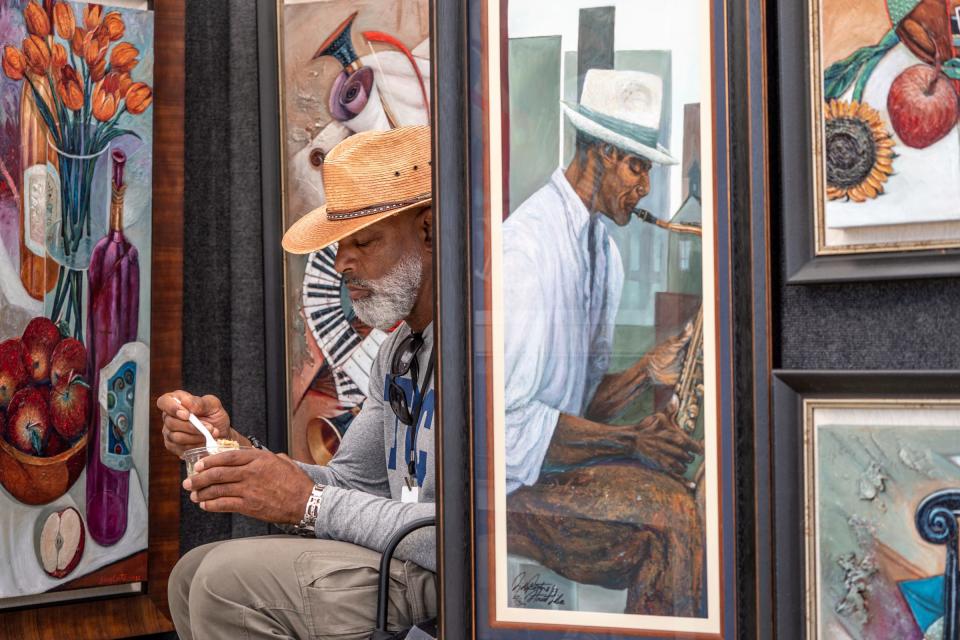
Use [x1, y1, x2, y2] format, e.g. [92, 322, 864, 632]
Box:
[301, 243, 388, 408]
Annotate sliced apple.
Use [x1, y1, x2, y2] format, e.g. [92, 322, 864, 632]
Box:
[39, 506, 85, 579]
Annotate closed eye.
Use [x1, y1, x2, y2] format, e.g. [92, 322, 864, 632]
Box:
[629, 158, 651, 175]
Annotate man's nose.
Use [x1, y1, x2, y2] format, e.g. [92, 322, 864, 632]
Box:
[333, 247, 352, 275]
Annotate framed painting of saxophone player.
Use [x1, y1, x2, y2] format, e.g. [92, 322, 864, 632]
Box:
[771, 371, 960, 640]
[260, 0, 431, 463]
[452, 0, 747, 635]
[776, 0, 960, 283]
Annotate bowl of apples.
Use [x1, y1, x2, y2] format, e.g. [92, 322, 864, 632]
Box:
[0, 318, 90, 506]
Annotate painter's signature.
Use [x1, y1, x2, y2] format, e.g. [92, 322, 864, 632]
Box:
[511, 572, 566, 607]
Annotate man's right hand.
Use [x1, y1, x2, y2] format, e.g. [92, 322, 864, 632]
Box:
[156, 391, 233, 458]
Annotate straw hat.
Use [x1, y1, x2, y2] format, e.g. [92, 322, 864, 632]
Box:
[282, 125, 432, 254]
[561, 69, 678, 165]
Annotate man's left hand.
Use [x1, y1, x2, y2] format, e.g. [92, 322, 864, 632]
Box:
[183, 448, 315, 525]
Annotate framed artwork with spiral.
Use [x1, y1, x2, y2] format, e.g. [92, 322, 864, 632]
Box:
[772, 371, 960, 640]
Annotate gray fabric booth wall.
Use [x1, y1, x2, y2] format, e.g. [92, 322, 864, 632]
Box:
[181, 0, 270, 553]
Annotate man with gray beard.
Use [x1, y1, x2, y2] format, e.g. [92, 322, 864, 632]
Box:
[155, 127, 438, 639]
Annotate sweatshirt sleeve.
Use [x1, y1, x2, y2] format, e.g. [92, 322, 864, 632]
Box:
[295, 399, 391, 498]
[313, 488, 436, 572]
[295, 338, 393, 498]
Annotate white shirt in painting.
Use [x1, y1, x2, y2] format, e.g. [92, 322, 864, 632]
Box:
[502, 168, 624, 494]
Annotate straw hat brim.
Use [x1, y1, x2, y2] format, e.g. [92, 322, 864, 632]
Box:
[561, 103, 679, 166]
[281, 199, 432, 254]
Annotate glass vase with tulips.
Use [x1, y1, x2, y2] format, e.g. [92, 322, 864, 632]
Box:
[1, 1, 152, 342]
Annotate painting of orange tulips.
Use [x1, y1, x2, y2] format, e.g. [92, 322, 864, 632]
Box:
[0, 0, 154, 608]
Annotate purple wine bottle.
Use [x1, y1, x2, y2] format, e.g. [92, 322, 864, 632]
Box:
[85, 150, 140, 546]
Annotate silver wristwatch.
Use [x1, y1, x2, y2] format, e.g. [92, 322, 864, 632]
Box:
[291, 483, 325, 536]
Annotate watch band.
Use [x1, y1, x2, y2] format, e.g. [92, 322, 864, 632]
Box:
[244, 433, 266, 450]
[292, 483, 325, 536]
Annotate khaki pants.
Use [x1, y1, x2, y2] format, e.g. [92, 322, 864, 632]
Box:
[168, 535, 437, 640]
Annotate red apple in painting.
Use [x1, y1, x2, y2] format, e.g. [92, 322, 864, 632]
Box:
[6, 387, 50, 455]
[0, 339, 28, 410]
[44, 430, 69, 457]
[21, 317, 62, 384]
[887, 64, 960, 149]
[50, 338, 87, 388]
[38, 507, 85, 579]
[49, 373, 90, 441]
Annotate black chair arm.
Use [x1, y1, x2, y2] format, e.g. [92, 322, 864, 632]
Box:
[375, 516, 437, 633]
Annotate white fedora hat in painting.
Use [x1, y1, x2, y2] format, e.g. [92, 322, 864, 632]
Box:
[562, 69, 679, 165]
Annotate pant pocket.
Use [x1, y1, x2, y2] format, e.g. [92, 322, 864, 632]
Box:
[297, 552, 412, 639]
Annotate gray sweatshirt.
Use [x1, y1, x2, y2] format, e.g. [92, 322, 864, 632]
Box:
[297, 322, 437, 572]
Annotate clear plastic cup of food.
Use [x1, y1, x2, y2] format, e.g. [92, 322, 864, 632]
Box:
[182, 441, 249, 476]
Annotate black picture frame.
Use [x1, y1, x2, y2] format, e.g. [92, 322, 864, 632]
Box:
[431, 0, 774, 636]
[430, 0, 474, 637]
[256, 0, 289, 455]
[769, 370, 960, 639]
[771, 0, 960, 285]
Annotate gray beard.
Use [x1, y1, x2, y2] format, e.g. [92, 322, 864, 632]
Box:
[348, 252, 423, 331]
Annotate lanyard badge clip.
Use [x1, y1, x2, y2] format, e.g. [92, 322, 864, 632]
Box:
[402, 475, 419, 504]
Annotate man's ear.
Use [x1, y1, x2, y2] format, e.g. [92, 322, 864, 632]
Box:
[597, 142, 619, 166]
[417, 206, 433, 252]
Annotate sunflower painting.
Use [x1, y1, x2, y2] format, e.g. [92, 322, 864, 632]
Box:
[814, 0, 960, 242]
[823, 99, 896, 203]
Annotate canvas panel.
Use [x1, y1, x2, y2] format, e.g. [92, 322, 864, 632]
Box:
[0, 0, 154, 605]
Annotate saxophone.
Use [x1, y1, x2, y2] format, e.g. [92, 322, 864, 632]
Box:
[633, 207, 706, 488]
[674, 305, 704, 435]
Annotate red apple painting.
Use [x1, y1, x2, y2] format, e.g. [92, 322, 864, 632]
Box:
[6, 386, 49, 456]
[49, 373, 90, 441]
[37, 507, 85, 579]
[49, 338, 87, 388]
[817, 0, 960, 235]
[887, 64, 959, 149]
[0, 338, 27, 409]
[20, 317, 60, 384]
[0, 0, 154, 609]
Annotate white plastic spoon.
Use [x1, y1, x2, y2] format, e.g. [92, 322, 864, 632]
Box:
[174, 397, 219, 451]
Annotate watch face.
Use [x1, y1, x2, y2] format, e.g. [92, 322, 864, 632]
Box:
[301, 243, 388, 408]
